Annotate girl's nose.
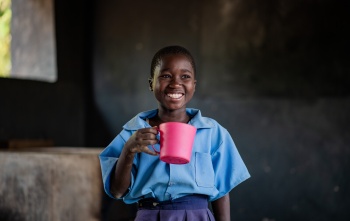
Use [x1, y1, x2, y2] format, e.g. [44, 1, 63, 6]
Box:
[169, 81, 182, 88]
[169, 77, 182, 88]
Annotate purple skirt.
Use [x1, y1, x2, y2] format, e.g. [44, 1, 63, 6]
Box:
[134, 195, 215, 221]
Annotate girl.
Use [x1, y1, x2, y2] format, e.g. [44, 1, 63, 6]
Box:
[99, 45, 250, 221]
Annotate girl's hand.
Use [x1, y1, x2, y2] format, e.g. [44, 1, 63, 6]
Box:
[124, 127, 159, 156]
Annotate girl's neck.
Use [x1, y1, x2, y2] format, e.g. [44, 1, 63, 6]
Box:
[149, 108, 190, 127]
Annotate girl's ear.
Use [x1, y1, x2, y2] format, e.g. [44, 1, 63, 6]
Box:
[148, 77, 153, 91]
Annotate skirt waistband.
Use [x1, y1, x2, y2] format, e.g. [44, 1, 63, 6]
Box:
[138, 194, 209, 210]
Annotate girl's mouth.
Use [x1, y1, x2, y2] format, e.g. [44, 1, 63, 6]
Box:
[167, 93, 184, 99]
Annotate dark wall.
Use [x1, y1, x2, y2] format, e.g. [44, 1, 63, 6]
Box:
[92, 0, 350, 221]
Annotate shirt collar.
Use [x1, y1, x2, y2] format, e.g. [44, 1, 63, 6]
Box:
[123, 108, 214, 130]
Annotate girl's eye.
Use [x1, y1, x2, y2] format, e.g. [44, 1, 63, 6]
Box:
[182, 75, 191, 79]
[160, 74, 171, 78]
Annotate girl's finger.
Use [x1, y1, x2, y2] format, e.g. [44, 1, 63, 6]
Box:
[142, 146, 158, 156]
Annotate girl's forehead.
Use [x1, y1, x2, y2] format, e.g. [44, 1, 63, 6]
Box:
[160, 54, 193, 68]
[151, 53, 196, 77]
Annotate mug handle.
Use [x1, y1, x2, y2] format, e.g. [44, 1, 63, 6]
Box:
[151, 145, 160, 154]
[151, 128, 160, 154]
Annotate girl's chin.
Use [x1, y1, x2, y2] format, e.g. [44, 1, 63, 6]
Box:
[159, 104, 186, 111]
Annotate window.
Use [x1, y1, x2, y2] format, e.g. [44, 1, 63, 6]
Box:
[0, 0, 11, 77]
[0, 0, 57, 83]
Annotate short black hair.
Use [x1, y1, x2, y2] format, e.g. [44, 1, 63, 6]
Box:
[150, 45, 196, 78]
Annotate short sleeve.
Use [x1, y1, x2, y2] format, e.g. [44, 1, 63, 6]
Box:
[99, 132, 137, 200]
[210, 127, 250, 201]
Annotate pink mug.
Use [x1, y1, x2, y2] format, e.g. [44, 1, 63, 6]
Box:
[152, 122, 197, 164]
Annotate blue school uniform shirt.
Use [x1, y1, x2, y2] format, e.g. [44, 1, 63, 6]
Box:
[99, 108, 250, 204]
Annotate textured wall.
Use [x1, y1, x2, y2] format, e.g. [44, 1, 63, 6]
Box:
[11, 0, 56, 82]
[0, 148, 103, 221]
[198, 0, 350, 98]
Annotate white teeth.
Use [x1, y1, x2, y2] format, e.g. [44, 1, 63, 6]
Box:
[167, 93, 183, 99]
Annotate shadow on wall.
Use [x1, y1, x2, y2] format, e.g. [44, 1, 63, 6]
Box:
[0, 208, 25, 221]
[101, 195, 137, 221]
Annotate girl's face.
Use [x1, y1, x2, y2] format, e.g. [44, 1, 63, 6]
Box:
[150, 54, 196, 112]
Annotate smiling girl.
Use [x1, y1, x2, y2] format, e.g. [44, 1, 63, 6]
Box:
[99, 45, 250, 221]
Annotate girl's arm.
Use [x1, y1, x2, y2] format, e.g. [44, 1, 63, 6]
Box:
[211, 194, 231, 221]
[110, 127, 158, 198]
[110, 145, 136, 198]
